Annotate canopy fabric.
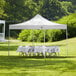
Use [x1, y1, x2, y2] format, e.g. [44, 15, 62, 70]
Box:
[0, 20, 5, 24]
[9, 14, 67, 29]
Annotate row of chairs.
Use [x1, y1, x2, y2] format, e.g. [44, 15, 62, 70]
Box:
[17, 46, 60, 56]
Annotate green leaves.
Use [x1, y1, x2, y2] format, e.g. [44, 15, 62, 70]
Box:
[0, 0, 75, 39]
[1, 0, 75, 21]
[40, 0, 67, 20]
[0, 0, 6, 19]
[60, 1, 74, 14]
[56, 13, 76, 38]
[18, 29, 65, 42]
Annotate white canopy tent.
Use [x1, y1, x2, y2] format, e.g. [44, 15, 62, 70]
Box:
[0, 20, 6, 42]
[9, 14, 67, 30]
[9, 14, 68, 56]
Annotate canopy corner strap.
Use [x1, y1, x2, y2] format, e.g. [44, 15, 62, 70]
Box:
[8, 14, 68, 57]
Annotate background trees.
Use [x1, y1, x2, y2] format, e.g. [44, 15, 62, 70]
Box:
[0, 0, 76, 42]
[0, 0, 6, 19]
[40, 0, 67, 20]
[56, 13, 76, 38]
[4, 0, 76, 21]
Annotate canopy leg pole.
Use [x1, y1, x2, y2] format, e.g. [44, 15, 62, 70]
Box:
[44, 29, 45, 45]
[3, 22, 5, 40]
[44, 29, 46, 58]
[32, 30, 35, 56]
[66, 29, 68, 56]
[8, 29, 10, 56]
[32, 30, 34, 46]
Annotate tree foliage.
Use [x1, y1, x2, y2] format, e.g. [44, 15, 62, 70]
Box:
[0, 0, 76, 41]
[19, 13, 76, 42]
[60, 1, 75, 14]
[40, 0, 67, 20]
[0, 0, 6, 19]
[56, 13, 76, 38]
[18, 29, 66, 42]
[4, 0, 75, 21]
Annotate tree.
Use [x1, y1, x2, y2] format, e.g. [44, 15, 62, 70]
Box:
[3, 0, 75, 38]
[5, 0, 41, 22]
[60, 1, 75, 14]
[59, 0, 76, 12]
[40, 0, 67, 20]
[56, 13, 76, 38]
[0, 0, 6, 19]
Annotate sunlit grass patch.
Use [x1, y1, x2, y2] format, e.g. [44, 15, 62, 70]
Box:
[0, 37, 76, 75]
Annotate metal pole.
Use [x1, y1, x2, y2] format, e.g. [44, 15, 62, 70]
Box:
[3, 22, 5, 40]
[44, 29, 46, 58]
[66, 29, 68, 56]
[8, 29, 10, 56]
[32, 30, 34, 46]
[44, 29, 45, 45]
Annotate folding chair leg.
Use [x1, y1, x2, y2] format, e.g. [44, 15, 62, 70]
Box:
[58, 52, 59, 56]
[29, 52, 32, 56]
[37, 53, 40, 56]
[21, 52, 24, 56]
[19, 52, 21, 56]
[54, 52, 57, 56]
[48, 53, 50, 56]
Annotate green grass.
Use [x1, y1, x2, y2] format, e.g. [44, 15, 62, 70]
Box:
[0, 38, 76, 76]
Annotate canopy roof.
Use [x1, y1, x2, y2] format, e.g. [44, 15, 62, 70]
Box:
[0, 20, 5, 24]
[9, 14, 67, 30]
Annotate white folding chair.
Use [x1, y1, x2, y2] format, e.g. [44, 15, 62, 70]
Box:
[23, 46, 31, 56]
[46, 46, 60, 56]
[17, 46, 23, 52]
[34, 46, 46, 56]
[16, 46, 25, 56]
[26, 46, 34, 56]
[54, 46, 60, 56]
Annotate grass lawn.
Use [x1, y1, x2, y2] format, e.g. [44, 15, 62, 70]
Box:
[0, 37, 76, 76]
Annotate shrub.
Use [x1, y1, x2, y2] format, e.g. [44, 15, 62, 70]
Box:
[47, 30, 66, 42]
[18, 29, 65, 42]
[18, 30, 31, 41]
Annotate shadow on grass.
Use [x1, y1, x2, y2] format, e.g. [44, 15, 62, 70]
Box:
[0, 46, 18, 51]
[19, 56, 76, 58]
[0, 56, 76, 72]
[49, 44, 66, 46]
[0, 73, 29, 76]
[0, 41, 66, 52]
